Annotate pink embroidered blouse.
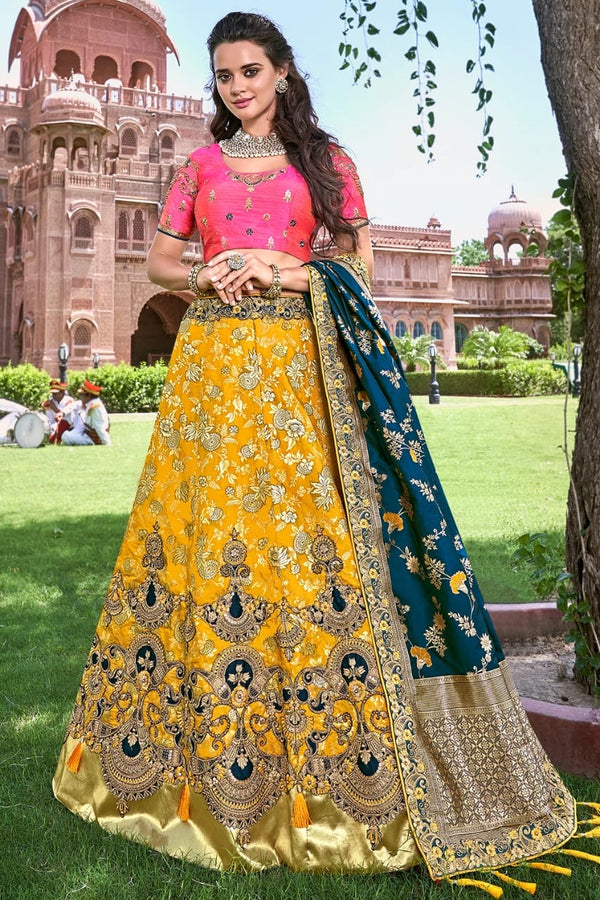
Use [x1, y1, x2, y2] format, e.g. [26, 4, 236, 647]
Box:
[157, 143, 368, 263]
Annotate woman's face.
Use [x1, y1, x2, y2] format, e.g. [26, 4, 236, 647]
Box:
[213, 40, 287, 134]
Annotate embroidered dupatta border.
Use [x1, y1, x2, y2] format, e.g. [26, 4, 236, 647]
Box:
[306, 255, 576, 880]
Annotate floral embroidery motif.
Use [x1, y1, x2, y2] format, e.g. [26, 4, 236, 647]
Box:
[302, 527, 367, 637]
[201, 530, 275, 642]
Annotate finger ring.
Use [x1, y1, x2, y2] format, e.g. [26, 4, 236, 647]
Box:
[227, 253, 246, 271]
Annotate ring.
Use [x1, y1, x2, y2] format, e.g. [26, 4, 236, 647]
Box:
[227, 253, 246, 271]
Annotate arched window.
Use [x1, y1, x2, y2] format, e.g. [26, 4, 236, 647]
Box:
[455, 323, 468, 353]
[117, 210, 129, 251]
[412, 320, 425, 338]
[132, 209, 145, 251]
[129, 61, 153, 89]
[72, 322, 92, 359]
[7, 129, 21, 156]
[120, 127, 138, 156]
[73, 214, 93, 250]
[54, 49, 81, 79]
[395, 320, 407, 338]
[118, 210, 128, 241]
[160, 133, 174, 159]
[431, 321, 443, 341]
[93, 55, 118, 84]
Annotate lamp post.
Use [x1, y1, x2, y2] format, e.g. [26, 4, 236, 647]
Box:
[428, 342, 440, 405]
[58, 342, 70, 383]
[573, 344, 582, 397]
[92, 352, 100, 369]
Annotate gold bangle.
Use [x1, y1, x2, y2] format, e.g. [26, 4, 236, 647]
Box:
[188, 262, 206, 295]
[262, 264, 282, 300]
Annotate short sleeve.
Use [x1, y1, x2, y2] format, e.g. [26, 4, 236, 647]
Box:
[157, 156, 199, 240]
[331, 148, 368, 224]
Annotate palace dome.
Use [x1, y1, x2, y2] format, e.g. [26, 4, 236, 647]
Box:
[487, 189, 543, 235]
[126, 0, 166, 26]
[40, 0, 166, 25]
[40, 86, 104, 126]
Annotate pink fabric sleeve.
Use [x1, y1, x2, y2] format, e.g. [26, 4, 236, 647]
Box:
[157, 156, 200, 240]
[331, 149, 369, 223]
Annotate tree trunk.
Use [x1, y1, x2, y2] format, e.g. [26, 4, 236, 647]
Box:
[532, 0, 600, 690]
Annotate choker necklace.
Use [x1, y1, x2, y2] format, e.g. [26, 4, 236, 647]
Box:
[219, 129, 286, 158]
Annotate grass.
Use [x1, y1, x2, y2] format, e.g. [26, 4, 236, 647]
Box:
[415, 396, 576, 604]
[2, 397, 596, 900]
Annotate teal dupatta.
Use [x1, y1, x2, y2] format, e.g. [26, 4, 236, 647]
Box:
[306, 254, 575, 880]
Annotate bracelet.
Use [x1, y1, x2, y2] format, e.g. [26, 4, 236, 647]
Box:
[187, 262, 207, 295]
[262, 264, 282, 300]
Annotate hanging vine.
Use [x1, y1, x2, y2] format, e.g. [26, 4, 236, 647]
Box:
[338, 0, 496, 173]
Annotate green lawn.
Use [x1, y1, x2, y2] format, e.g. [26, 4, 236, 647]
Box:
[3, 397, 597, 900]
[415, 396, 576, 604]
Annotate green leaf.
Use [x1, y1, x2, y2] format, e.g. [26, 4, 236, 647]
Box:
[425, 30, 439, 47]
[415, 1, 428, 23]
[367, 23, 380, 35]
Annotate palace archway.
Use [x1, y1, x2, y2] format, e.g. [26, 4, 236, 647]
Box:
[130, 293, 188, 366]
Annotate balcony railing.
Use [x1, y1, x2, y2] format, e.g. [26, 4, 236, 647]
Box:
[0, 77, 205, 117]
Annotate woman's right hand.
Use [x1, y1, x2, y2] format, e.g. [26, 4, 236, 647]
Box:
[199, 250, 277, 305]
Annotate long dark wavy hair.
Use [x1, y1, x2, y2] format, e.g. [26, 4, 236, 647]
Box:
[207, 12, 359, 250]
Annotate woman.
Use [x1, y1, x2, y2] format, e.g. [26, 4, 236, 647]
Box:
[54, 11, 582, 887]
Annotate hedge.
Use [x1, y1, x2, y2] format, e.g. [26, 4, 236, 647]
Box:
[405, 362, 568, 397]
[0, 362, 168, 412]
[66, 363, 168, 412]
[0, 363, 51, 409]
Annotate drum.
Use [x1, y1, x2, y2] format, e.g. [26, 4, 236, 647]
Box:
[13, 411, 50, 448]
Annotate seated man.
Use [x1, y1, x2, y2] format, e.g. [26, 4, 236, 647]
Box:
[43, 379, 80, 443]
[62, 380, 111, 445]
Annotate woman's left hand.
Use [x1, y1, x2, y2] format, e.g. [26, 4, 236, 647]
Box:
[205, 250, 275, 305]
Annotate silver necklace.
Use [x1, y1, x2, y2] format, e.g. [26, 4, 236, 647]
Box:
[219, 129, 286, 158]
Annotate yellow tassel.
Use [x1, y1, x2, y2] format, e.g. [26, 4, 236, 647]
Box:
[577, 801, 600, 813]
[493, 871, 537, 894]
[562, 848, 600, 865]
[446, 877, 503, 898]
[526, 862, 572, 876]
[66, 741, 83, 774]
[579, 818, 600, 825]
[292, 789, 312, 828]
[177, 782, 190, 822]
[575, 826, 600, 838]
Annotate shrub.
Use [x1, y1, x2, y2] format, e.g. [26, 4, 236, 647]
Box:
[0, 364, 50, 408]
[456, 356, 510, 370]
[405, 363, 567, 396]
[0, 362, 168, 412]
[495, 362, 567, 396]
[67, 362, 168, 412]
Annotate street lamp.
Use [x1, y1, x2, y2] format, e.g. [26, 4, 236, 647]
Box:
[92, 352, 100, 369]
[58, 342, 70, 382]
[428, 342, 440, 405]
[573, 344, 582, 397]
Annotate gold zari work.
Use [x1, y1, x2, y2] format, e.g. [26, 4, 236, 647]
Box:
[54, 270, 577, 877]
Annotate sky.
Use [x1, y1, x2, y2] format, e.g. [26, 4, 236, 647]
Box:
[0, 0, 566, 244]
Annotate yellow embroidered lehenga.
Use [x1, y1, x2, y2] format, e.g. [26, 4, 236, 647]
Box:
[53, 257, 578, 880]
